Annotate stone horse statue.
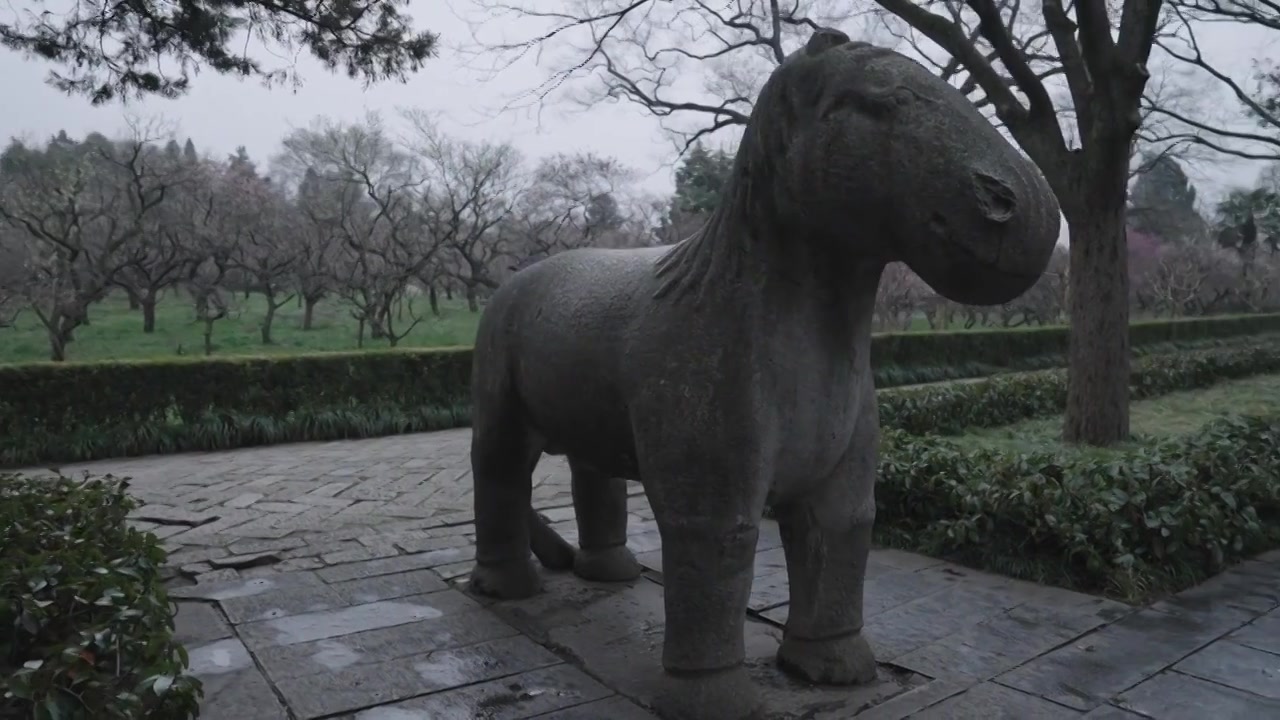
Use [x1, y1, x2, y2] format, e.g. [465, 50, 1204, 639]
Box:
[466, 29, 1061, 720]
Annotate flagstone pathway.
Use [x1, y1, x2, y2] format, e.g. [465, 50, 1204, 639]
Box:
[27, 429, 1280, 719]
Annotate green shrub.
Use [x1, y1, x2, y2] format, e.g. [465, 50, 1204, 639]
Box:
[876, 413, 1280, 601]
[879, 343, 1280, 435]
[0, 473, 202, 719]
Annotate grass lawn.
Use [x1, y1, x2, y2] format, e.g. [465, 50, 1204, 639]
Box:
[0, 289, 1051, 364]
[966, 373, 1280, 457]
[0, 292, 483, 364]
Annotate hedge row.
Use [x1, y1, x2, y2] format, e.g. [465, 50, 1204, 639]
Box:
[0, 349, 474, 467]
[876, 412, 1280, 601]
[2, 318, 1278, 467]
[1, 473, 201, 719]
[879, 342, 1280, 435]
[870, 312, 1280, 369]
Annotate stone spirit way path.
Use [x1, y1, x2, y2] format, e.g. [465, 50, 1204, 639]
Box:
[34, 429, 1280, 719]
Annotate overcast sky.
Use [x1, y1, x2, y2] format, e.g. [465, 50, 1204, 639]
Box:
[1, 0, 1276, 204]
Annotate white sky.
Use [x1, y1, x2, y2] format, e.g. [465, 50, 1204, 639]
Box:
[0, 0, 1276, 204]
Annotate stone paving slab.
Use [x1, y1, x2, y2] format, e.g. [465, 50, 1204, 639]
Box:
[23, 427, 1278, 717]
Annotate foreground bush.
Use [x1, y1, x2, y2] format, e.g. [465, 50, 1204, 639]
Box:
[880, 342, 1280, 435]
[0, 474, 202, 719]
[876, 414, 1280, 601]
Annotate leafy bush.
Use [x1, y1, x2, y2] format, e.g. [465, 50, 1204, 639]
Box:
[879, 343, 1280, 435]
[876, 413, 1280, 601]
[0, 473, 202, 719]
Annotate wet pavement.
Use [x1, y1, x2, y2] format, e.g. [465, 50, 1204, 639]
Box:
[167, 499, 1279, 719]
[28, 429, 1280, 718]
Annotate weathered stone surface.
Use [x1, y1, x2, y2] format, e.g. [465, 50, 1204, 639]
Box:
[490, 574, 924, 718]
[998, 606, 1254, 711]
[910, 681, 1080, 719]
[131, 505, 220, 526]
[849, 678, 974, 720]
[254, 599, 515, 681]
[187, 637, 255, 676]
[238, 591, 474, 649]
[1229, 614, 1280, 655]
[1115, 670, 1280, 718]
[276, 636, 561, 719]
[187, 638, 290, 720]
[347, 664, 615, 719]
[170, 570, 324, 601]
[196, 668, 291, 720]
[1153, 562, 1280, 616]
[1173, 639, 1280, 698]
[329, 568, 449, 604]
[1078, 705, 1148, 719]
[172, 601, 232, 646]
[219, 582, 348, 624]
[318, 548, 473, 584]
[535, 696, 660, 719]
[894, 607, 1082, 681]
[208, 551, 282, 570]
[861, 584, 1016, 661]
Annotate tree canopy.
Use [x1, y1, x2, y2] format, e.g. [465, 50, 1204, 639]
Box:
[1, 0, 439, 103]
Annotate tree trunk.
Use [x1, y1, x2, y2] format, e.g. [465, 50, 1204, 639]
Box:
[127, 289, 141, 311]
[429, 285, 440, 316]
[1063, 181, 1131, 446]
[444, 285, 453, 301]
[357, 318, 365, 349]
[48, 332, 68, 362]
[466, 285, 478, 312]
[261, 298, 277, 345]
[204, 321, 215, 356]
[141, 295, 158, 333]
[303, 296, 319, 330]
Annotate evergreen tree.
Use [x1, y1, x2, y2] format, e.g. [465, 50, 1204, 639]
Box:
[670, 143, 734, 217]
[2, 0, 439, 104]
[1127, 155, 1207, 243]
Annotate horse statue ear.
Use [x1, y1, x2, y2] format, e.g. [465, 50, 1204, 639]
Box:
[805, 28, 851, 56]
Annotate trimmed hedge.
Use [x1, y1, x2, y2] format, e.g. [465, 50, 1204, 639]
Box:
[1, 317, 1278, 467]
[0, 349, 473, 467]
[870, 312, 1280, 369]
[876, 413, 1280, 601]
[1, 473, 202, 718]
[879, 343, 1280, 435]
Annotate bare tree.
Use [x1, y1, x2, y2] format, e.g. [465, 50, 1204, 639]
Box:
[998, 247, 1070, 326]
[874, 263, 926, 331]
[216, 160, 299, 345]
[0, 124, 175, 360]
[114, 145, 207, 333]
[469, 0, 872, 153]
[404, 111, 523, 312]
[278, 114, 438, 346]
[503, 152, 638, 271]
[290, 168, 344, 330]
